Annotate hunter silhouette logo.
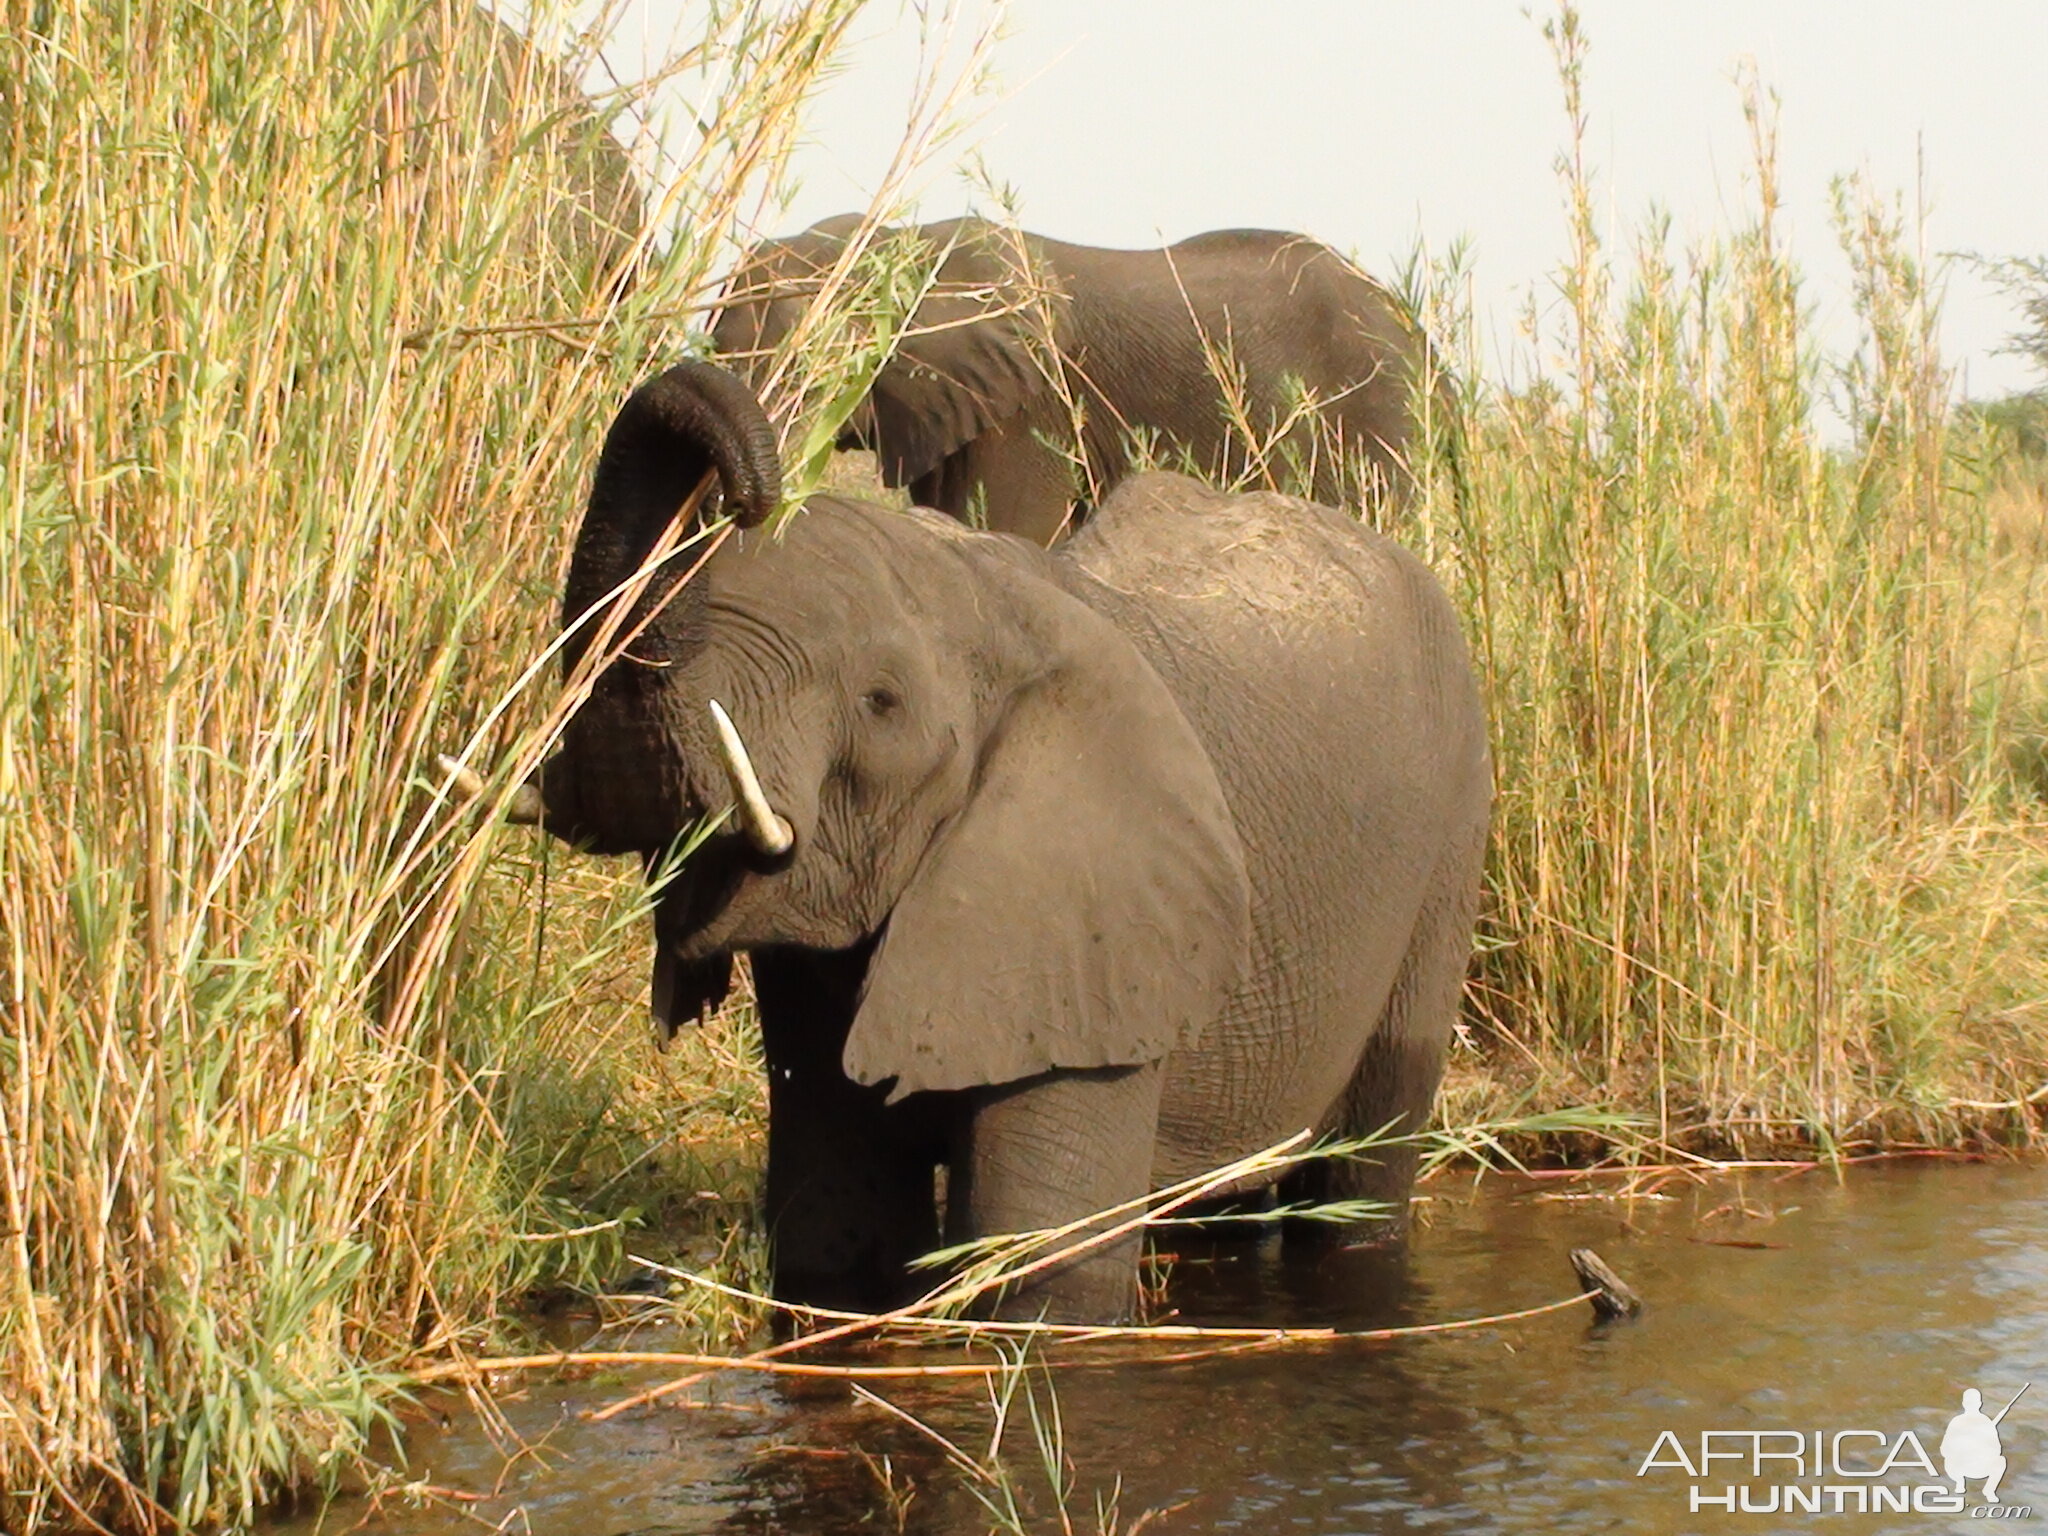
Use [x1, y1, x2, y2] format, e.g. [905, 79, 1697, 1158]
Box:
[1635, 1382, 2033, 1518]
[1942, 1384, 2027, 1505]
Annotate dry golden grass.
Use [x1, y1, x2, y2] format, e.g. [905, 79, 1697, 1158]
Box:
[1398, 21, 2048, 1156]
[0, 0, 924, 1525]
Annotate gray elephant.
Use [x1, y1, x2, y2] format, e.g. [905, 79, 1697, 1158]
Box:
[374, 3, 643, 292]
[465, 361, 1488, 1321]
[711, 216, 1444, 544]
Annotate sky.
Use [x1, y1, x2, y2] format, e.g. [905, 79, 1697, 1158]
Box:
[617, 1, 2048, 403]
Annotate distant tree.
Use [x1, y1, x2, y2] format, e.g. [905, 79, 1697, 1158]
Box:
[1964, 257, 2048, 459]
[1985, 255, 2048, 384]
[1972, 391, 2048, 460]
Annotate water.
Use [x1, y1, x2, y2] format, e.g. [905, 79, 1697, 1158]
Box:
[279, 1159, 2048, 1535]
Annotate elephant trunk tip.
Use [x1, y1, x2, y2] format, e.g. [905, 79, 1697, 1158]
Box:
[637, 360, 784, 530]
[434, 752, 544, 826]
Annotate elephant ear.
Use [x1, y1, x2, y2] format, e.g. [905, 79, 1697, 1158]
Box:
[844, 577, 1251, 1101]
[870, 223, 1071, 489]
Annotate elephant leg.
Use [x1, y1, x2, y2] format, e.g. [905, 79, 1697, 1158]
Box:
[1282, 833, 1483, 1252]
[752, 946, 944, 1315]
[908, 417, 1080, 545]
[946, 1061, 1163, 1322]
[907, 458, 966, 523]
[962, 414, 1082, 544]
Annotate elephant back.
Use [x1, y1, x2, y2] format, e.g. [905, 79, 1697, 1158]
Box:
[1063, 470, 1486, 829]
[865, 218, 1072, 487]
[710, 216, 1453, 536]
[714, 216, 1070, 489]
[1080, 230, 1435, 515]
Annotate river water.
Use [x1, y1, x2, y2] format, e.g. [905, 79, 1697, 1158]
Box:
[279, 1159, 2048, 1535]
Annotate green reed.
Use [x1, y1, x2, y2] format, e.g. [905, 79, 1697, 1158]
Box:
[1406, 8, 2048, 1152]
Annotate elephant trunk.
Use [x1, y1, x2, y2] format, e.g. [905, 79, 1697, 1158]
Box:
[542, 362, 785, 854]
[559, 361, 782, 675]
[525, 693, 722, 856]
[438, 365, 784, 855]
[434, 755, 543, 824]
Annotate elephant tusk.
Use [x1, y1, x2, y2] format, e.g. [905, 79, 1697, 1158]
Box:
[435, 753, 543, 826]
[707, 699, 794, 856]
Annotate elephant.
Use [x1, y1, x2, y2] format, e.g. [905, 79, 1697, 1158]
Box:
[371, 2, 643, 293]
[710, 216, 1446, 545]
[461, 360, 1489, 1322]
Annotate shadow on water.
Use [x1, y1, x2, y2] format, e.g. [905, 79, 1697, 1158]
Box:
[275, 1159, 2048, 1536]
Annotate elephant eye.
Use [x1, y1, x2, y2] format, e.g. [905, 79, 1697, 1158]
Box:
[862, 686, 902, 717]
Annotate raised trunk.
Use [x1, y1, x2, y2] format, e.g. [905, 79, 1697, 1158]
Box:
[545, 362, 785, 852]
[559, 361, 782, 673]
[540, 685, 702, 854]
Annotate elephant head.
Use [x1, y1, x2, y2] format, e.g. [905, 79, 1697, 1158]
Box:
[524, 362, 1250, 1099]
[711, 217, 1069, 491]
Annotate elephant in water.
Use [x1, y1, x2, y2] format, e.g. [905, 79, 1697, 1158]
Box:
[711, 217, 1445, 544]
[452, 362, 1488, 1321]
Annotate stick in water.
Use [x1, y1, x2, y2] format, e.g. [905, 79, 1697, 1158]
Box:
[1569, 1247, 1644, 1321]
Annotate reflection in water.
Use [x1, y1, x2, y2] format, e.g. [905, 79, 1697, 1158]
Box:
[273, 1160, 2048, 1536]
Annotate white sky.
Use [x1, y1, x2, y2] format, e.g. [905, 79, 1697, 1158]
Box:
[619, 1, 2048, 403]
